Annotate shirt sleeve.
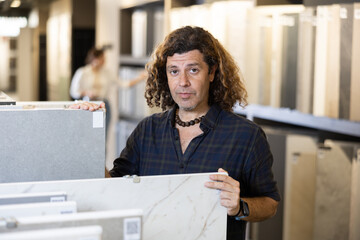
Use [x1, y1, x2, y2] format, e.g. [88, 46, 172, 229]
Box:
[70, 68, 84, 99]
[242, 127, 281, 202]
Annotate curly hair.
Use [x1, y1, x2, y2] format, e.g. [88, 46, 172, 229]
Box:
[145, 26, 248, 112]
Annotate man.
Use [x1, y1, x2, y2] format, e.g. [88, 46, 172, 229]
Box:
[72, 26, 280, 240]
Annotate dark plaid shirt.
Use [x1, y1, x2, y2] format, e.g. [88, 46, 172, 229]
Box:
[110, 104, 280, 240]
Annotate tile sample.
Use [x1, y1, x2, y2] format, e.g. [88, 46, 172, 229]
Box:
[0, 209, 142, 240]
[244, 8, 261, 105]
[258, 15, 273, 106]
[325, 5, 340, 118]
[313, 140, 359, 240]
[339, 4, 354, 120]
[0, 226, 103, 240]
[313, 6, 330, 117]
[255, 128, 318, 240]
[283, 135, 317, 240]
[280, 13, 299, 110]
[296, 7, 316, 114]
[350, 3, 360, 122]
[350, 147, 360, 240]
[0, 173, 227, 240]
[0, 201, 77, 218]
[0, 103, 105, 183]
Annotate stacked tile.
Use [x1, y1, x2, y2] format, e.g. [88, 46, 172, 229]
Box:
[282, 134, 318, 240]
[244, 8, 262, 105]
[313, 6, 330, 117]
[280, 13, 299, 109]
[253, 128, 318, 240]
[339, 4, 354, 120]
[325, 4, 341, 118]
[313, 140, 360, 240]
[350, 3, 360, 122]
[257, 14, 272, 106]
[296, 7, 316, 114]
[350, 147, 360, 240]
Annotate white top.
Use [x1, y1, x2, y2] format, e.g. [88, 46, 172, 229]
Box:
[70, 65, 115, 100]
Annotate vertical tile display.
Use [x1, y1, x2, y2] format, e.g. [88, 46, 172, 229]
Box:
[244, 8, 261, 105]
[339, 4, 354, 120]
[350, 3, 360, 122]
[313, 140, 357, 240]
[280, 13, 299, 109]
[325, 5, 340, 118]
[283, 134, 317, 240]
[255, 128, 287, 240]
[296, 7, 316, 114]
[258, 15, 273, 106]
[313, 6, 329, 117]
[350, 147, 360, 240]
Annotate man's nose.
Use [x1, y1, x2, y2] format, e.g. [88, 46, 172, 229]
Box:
[179, 72, 190, 87]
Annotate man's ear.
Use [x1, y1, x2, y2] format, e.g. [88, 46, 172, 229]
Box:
[209, 65, 217, 82]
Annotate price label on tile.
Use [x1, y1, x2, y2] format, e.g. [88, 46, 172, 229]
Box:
[50, 196, 66, 202]
[340, 8, 348, 19]
[93, 112, 104, 128]
[355, 9, 360, 20]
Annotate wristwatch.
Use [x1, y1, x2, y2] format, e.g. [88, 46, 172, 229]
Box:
[235, 199, 250, 221]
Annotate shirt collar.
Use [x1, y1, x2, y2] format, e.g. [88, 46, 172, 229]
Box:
[167, 104, 222, 130]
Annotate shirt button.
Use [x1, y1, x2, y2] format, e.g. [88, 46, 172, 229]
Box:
[179, 163, 184, 168]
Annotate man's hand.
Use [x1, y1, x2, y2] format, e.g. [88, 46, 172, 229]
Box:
[205, 168, 241, 217]
[69, 101, 105, 112]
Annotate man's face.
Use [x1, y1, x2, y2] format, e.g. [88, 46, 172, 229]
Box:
[166, 50, 215, 112]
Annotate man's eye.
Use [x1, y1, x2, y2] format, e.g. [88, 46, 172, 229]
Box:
[170, 70, 178, 75]
[190, 68, 198, 73]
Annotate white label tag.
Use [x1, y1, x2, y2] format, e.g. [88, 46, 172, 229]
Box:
[124, 217, 141, 240]
[355, 9, 360, 20]
[340, 8, 348, 19]
[50, 196, 66, 202]
[92, 112, 104, 128]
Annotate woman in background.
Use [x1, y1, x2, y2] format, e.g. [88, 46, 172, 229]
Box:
[70, 47, 146, 135]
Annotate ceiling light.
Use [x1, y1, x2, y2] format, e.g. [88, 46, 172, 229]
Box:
[10, 0, 21, 8]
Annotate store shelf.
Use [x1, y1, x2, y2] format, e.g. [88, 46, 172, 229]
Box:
[0, 91, 16, 105]
[119, 54, 150, 66]
[120, 0, 163, 9]
[233, 104, 360, 138]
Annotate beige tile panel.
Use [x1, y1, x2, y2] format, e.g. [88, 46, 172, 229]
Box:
[283, 135, 317, 240]
[350, 3, 360, 122]
[325, 5, 340, 118]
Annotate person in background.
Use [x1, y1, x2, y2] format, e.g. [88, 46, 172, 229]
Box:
[71, 26, 280, 240]
[70, 47, 146, 134]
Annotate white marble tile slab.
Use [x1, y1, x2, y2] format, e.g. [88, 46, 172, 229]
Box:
[0, 201, 77, 218]
[0, 225, 103, 240]
[1, 209, 142, 240]
[0, 172, 227, 240]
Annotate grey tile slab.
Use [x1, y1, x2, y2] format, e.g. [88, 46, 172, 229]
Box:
[0, 103, 105, 183]
[280, 14, 299, 110]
